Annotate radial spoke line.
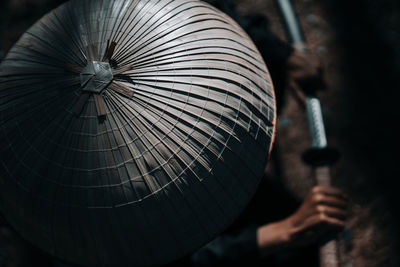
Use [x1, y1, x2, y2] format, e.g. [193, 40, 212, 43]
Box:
[115, 21, 247, 65]
[0, 1, 276, 266]
[112, 1, 204, 61]
[128, 50, 266, 75]
[108, 91, 235, 225]
[131, 90, 263, 180]
[123, 38, 263, 71]
[128, 77, 272, 124]
[112, 0, 173, 59]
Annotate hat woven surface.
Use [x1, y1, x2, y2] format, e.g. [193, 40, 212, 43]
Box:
[0, 0, 276, 266]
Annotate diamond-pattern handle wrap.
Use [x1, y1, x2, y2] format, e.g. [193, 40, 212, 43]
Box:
[0, 0, 276, 266]
[306, 97, 327, 148]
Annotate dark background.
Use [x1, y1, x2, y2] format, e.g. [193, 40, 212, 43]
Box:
[1, 0, 399, 266]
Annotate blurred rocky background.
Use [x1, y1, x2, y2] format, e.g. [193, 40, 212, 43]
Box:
[1, 0, 400, 266]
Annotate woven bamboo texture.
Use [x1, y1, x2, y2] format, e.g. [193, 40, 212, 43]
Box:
[0, 0, 276, 266]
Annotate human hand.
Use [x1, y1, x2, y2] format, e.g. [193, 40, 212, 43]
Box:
[287, 49, 325, 95]
[283, 186, 348, 247]
[257, 186, 348, 257]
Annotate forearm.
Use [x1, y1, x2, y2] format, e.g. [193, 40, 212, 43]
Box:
[258, 186, 348, 258]
[256, 219, 292, 258]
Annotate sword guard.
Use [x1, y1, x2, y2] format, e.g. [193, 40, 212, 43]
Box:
[302, 147, 340, 167]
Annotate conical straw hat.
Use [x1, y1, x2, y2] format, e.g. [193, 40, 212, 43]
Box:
[0, 0, 276, 266]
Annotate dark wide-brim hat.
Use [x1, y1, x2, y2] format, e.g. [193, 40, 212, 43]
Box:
[0, 0, 276, 266]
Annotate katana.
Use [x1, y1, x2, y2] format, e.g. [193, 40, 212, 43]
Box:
[276, 0, 341, 267]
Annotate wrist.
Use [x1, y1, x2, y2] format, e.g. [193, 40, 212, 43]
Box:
[256, 219, 293, 258]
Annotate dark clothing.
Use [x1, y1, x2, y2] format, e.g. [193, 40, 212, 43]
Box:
[188, 175, 319, 267]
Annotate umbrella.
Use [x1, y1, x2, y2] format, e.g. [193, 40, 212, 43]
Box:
[0, 0, 276, 266]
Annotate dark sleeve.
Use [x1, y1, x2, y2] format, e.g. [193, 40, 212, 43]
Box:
[240, 14, 294, 63]
[190, 225, 260, 266]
